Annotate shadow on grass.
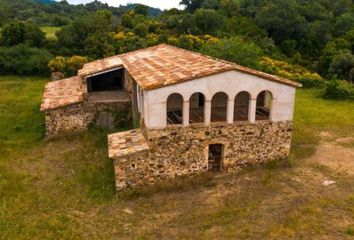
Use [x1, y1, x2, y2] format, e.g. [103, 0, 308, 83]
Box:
[117, 173, 216, 201]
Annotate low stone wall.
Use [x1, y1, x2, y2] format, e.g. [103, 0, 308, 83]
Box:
[44, 101, 130, 137]
[112, 121, 292, 190]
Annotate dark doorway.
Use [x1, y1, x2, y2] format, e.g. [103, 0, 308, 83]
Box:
[87, 68, 124, 92]
[208, 144, 223, 172]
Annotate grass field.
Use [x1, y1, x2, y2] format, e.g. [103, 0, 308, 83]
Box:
[0, 76, 353, 239]
[40, 27, 62, 40]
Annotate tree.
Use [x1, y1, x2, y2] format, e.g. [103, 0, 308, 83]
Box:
[120, 14, 134, 29]
[194, 9, 223, 34]
[84, 32, 114, 58]
[23, 22, 46, 47]
[255, 0, 307, 43]
[329, 50, 354, 81]
[200, 37, 264, 68]
[0, 21, 45, 47]
[334, 13, 354, 37]
[219, 0, 241, 17]
[0, 22, 26, 46]
[318, 41, 339, 77]
[134, 4, 148, 16]
[180, 0, 205, 12]
[133, 23, 149, 37]
[177, 13, 198, 34]
[56, 10, 114, 56]
[201, 0, 220, 9]
[0, 44, 52, 75]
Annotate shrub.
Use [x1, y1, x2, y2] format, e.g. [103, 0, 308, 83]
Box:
[48, 55, 88, 76]
[66, 56, 88, 75]
[168, 34, 204, 50]
[322, 80, 354, 100]
[0, 45, 52, 76]
[48, 56, 66, 72]
[259, 57, 324, 88]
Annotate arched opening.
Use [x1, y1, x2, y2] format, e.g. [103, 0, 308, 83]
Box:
[234, 91, 250, 121]
[256, 90, 272, 121]
[211, 92, 228, 122]
[189, 92, 205, 124]
[166, 93, 183, 125]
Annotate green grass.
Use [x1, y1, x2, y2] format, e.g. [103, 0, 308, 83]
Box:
[0, 76, 354, 239]
[291, 89, 354, 159]
[40, 26, 61, 40]
[0, 76, 46, 157]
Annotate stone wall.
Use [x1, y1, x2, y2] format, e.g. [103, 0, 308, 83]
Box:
[112, 121, 292, 190]
[44, 101, 130, 137]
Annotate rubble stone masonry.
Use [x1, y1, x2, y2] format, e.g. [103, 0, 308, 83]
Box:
[44, 102, 130, 137]
[111, 121, 292, 190]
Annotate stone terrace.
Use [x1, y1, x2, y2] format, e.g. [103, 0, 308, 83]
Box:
[108, 129, 149, 159]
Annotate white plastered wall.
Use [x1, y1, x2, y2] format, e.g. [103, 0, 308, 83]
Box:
[141, 70, 297, 129]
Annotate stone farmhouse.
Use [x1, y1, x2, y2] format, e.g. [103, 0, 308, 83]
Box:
[41, 44, 302, 191]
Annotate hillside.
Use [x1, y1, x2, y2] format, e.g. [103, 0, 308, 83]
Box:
[0, 0, 353, 93]
[0, 0, 161, 27]
[0, 76, 353, 238]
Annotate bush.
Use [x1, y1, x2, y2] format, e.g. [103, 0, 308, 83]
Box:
[168, 34, 204, 51]
[322, 80, 354, 100]
[0, 45, 52, 76]
[259, 57, 324, 88]
[48, 55, 88, 76]
[66, 56, 88, 75]
[48, 56, 66, 72]
[293, 77, 324, 88]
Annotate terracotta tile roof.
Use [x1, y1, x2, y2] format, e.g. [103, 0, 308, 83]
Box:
[78, 44, 301, 89]
[40, 76, 84, 111]
[118, 44, 238, 89]
[78, 56, 123, 77]
[108, 129, 149, 159]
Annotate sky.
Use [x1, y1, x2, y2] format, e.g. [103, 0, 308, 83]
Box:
[65, 0, 182, 10]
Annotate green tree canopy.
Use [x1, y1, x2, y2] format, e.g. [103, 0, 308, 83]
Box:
[0, 21, 45, 47]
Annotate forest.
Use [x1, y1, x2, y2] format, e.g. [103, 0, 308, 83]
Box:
[0, 0, 353, 99]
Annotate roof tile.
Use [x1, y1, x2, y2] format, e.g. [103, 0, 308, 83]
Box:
[40, 76, 83, 111]
[78, 44, 301, 89]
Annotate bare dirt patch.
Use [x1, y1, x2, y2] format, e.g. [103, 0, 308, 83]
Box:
[307, 133, 354, 176]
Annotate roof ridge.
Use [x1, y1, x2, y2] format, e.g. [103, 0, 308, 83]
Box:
[118, 43, 167, 57]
